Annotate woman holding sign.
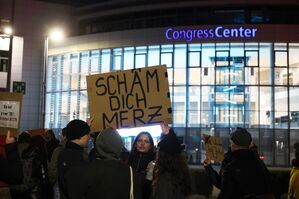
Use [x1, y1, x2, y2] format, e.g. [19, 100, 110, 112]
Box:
[151, 124, 191, 199]
[128, 132, 155, 199]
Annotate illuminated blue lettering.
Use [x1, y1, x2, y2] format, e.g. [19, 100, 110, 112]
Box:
[215, 26, 223, 38]
[209, 29, 214, 38]
[165, 26, 257, 42]
[173, 30, 180, 39]
[166, 28, 173, 40]
[186, 30, 193, 42]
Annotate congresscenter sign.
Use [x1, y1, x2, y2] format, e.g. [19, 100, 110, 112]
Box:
[165, 26, 258, 42]
[87, 65, 172, 131]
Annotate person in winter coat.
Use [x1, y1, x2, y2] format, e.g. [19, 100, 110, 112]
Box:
[152, 125, 192, 199]
[203, 147, 232, 189]
[217, 128, 273, 199]
[57, 119, 90, 199]
[48, 127, 67, 198]
[288, 154, 299, 199]
[10, 131, 43, 199]
[128, 131, 155, 199]
[66, 128, 141, 199]
[0, 131, 23, 184]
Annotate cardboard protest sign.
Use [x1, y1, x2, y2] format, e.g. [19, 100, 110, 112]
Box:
[0, 92, 23, 137]
[87, 65, 172, 131]
[203, 134, 224, 162]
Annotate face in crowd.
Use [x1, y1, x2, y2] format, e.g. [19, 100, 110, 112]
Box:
[136, 133, 152, 153]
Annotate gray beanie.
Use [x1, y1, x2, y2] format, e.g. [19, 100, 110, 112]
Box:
[96, 128, 122, 160]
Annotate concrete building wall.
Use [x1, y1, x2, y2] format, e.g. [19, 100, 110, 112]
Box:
[0, 0, 74, 132]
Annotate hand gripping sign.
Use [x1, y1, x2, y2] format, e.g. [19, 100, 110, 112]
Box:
[87, 65, 172, 131]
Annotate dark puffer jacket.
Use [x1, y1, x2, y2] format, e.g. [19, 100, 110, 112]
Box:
[10, 145, 43, 199]
[218, 149, 272, 199]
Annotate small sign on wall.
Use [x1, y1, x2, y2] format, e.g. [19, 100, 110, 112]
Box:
[0, 92, 23, 137]
[13, 81, 26, 94]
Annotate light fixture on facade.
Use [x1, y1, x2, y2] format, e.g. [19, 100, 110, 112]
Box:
[49, 28, 64, 42]
[3, 26, 13, 35]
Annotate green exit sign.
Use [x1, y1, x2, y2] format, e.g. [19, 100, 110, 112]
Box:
[13, 81, 26, 94]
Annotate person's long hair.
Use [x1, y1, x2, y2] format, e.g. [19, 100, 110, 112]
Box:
[131, 131, 155, 154]
[152, 151, 192, 196]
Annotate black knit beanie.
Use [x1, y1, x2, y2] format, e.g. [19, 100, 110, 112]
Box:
[230, 127, 252, 147]
[66, 119, 90, 140]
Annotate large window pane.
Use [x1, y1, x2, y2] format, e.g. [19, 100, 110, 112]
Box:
[90, 50, 100, 74]
[174, 68, 186, 85]
[290, 130, 299, 161]
[101, 49, 111, 72]
[70, 53, 79, 90]
[60, 92, 70, 128]
[80, 52, 89, 89]
[112, 48, 122, 70]
[202, 44, 215, 85]
[173, 86, 186, 127]
[289, 44, 299, 66]
[186, 128, 201, 164]
[188, 52, 201, 67]
[275, 87, 288, 129]
[259, 44, 272, 88]
[246, 51, 258, 67]
[260, 129, 274, 165]
[188, 86, 201, 127]
[148, 45, 160, 66]
[189, 68, 201, 85]
[79, 90, 88, 121]
[124, 47, 134, 70]
[275, 51, 287, 67]
[260, 87, 272, 128]
[275, 129, 289, 166]
[135, 46, 147, 68]
[245, 67, 258, 85]
[290, 87, 299, 128]
[62, 55, 70, 91]
[274, 68, 288, 85]
[174, 44, 186, 68]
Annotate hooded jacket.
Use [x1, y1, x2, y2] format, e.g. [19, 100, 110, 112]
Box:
[65, 128, 142, 199]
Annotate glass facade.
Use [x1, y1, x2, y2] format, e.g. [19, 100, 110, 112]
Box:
[45, 42, 299, 166]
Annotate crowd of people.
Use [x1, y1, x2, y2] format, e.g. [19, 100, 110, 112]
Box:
[0, 120, 298, 199]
